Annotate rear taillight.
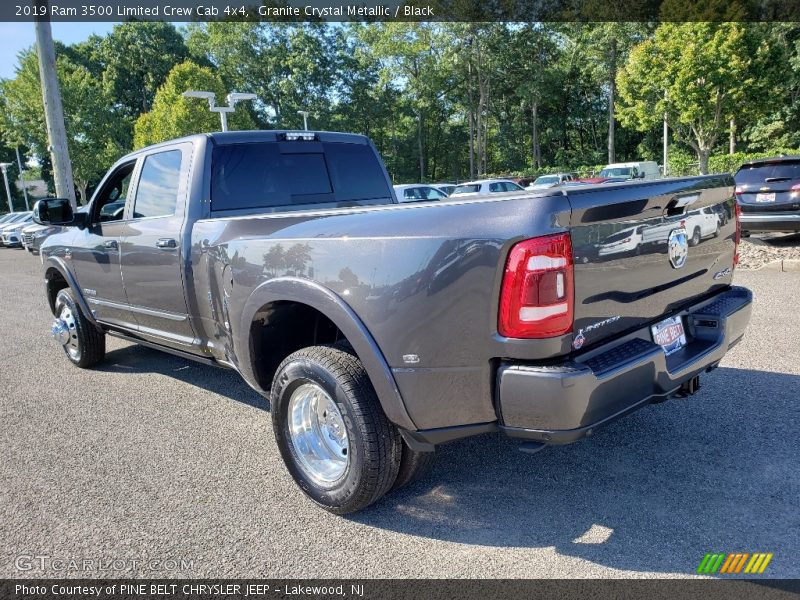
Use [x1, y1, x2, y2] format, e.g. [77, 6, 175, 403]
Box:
[498, 233, 574, 338]
[733, 201, 742, 268]
[734, 185, 744, 195]
[791, 183, 800, 194]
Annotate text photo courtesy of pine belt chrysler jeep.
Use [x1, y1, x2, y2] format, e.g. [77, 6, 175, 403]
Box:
[33, 130, 752, 514]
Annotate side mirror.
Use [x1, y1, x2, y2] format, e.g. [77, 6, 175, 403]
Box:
[33, 198, 84, 227]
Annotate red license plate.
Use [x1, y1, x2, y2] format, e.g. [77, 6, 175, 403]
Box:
[651, 316, 687, 355]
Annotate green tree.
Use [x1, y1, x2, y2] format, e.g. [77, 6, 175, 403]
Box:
[617, 22, 781, 173]
[99, 22, 190, 117]
[0, 48, 127, 204]
[187, 23, 338, 129]
[133, 61, 255, 149]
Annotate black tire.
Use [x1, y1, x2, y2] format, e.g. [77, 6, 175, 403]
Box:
[690, 227, 701, 246]
[54, 288, 106, 368]
[391, 441, 435, 491]
[271, 345, 402, 514]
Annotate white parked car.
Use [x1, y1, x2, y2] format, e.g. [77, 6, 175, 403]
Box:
[599, 161, 660, 180]
[0, 212, 34, 247]
[638, 206, 721, 248]
[526, 173, 577, 191]
[449, 179, 526, 198]
[393, 184, 449, 203]
[597, 226, 645, 257]
[683, 206, 721, 245]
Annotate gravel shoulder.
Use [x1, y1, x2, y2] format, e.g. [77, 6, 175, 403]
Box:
[0, 250, 798, 579]
[737, 233, 800, 270]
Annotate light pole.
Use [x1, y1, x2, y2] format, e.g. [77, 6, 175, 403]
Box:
[0, 163, 15, 213]
[182, 91, 257, 132]
[15, 147, 29, 210]
[297, 110, 310, 131]
[663, 90, 669, 177]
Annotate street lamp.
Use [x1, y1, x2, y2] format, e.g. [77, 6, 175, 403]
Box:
[297, 110, 310, 131]
[182, 90, 257, 132]
[0, 163, 15, 213]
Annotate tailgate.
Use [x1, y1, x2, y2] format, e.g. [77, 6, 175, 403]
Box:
[567, 175, 737, 349]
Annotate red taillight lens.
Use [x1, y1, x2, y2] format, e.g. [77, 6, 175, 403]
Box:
[791, 183, 800, 192]
[733, 201, 742, 267]
[734, 185, 744, 195]
[498, 233, 574, 338]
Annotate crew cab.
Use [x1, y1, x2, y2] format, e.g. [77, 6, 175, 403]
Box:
[34, 130, 752, 514]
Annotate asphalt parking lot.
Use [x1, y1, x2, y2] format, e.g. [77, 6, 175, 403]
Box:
[1, 248, 798, 579]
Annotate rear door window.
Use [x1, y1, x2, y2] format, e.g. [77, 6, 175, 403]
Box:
[211, 141, 391, 212]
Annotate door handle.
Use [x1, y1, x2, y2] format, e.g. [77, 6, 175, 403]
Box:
[156, 238, 178, 250]
[103, 240, 118, 250]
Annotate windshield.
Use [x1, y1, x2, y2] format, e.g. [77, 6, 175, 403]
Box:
[533, 176, 559, 185]
[735, 161, 800, 185]
[453, 184, 480, 194]
[600, 167, 633, 177]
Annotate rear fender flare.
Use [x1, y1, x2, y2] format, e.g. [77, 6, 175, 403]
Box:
[236, 277, 417, 431]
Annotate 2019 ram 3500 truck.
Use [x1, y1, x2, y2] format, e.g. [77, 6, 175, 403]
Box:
[33, 130, 752, 514]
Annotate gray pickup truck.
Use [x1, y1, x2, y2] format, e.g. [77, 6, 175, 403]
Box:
[33, 131, 752, 514]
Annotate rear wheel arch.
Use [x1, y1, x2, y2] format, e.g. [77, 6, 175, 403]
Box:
[238, 277, 417, 432]
[45, 266, 69, 315]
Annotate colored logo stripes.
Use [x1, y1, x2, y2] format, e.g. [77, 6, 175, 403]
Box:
[697, 552, 773, 574]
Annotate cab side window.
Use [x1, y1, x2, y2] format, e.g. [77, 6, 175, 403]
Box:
[95, 162, 136, 223]
[133, 150, 183, 219]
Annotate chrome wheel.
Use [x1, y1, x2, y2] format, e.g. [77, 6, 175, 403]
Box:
[59, 304, 81, 361]
[287, 382, 349, 486]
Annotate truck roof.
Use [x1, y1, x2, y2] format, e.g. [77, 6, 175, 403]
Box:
[119, 130, 372, 161]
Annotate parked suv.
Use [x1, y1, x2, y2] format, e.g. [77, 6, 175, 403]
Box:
[735, 156, 800, 233]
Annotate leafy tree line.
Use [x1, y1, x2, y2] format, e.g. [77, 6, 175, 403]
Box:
[1, 21, 799, 207]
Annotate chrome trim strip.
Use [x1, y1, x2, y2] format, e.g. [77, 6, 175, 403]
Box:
[740, 214, 800, 222]
[88, 297, 188, 321]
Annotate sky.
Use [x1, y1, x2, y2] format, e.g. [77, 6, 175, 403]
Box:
[0, 22, 118, 79]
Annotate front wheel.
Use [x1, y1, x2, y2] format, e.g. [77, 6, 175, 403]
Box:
[54, 288, 105, 368]
[271, 345, 402, 514]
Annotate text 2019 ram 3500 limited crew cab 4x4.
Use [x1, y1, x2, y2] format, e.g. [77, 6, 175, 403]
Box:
[34, 131, 752, 514]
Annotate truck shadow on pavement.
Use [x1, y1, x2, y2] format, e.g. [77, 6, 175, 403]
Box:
[352, 367, 799, 577]
[98, 343, 269, 411]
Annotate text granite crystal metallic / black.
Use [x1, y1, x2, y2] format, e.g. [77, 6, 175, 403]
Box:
[32, 130, 752, 513]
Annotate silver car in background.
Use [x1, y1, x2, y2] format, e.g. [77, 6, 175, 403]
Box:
[22, 223, 61, 253]
[0, 212, 33, 247]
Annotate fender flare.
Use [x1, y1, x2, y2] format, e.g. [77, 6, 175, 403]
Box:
[43, 256, 102, 330]
[236, 277, 417, 431]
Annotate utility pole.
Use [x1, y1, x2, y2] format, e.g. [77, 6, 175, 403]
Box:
[182, 91, 256, 132]
[16, 147, 30, 210]
[297, 111, 310, 131]
[0, 163, 15, 213]
[663, 90, 669, 177]
[34, 0, 76, 209]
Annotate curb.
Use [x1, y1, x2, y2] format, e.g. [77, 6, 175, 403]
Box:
[760, 259, 800, 272]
